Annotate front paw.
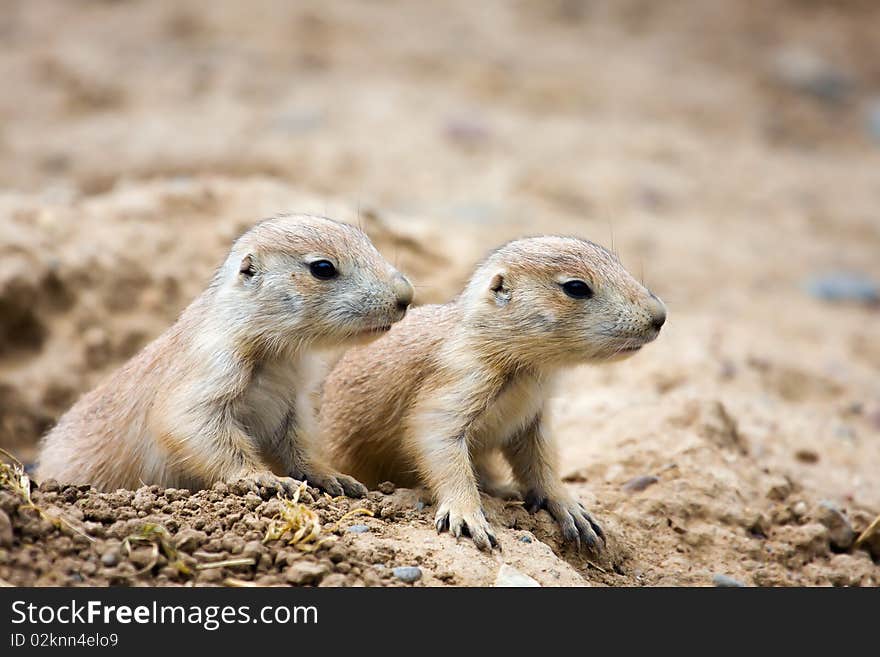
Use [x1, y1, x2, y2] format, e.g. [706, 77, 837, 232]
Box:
[525, 491, 605, 551]
[434, 500, 499, 551]
[229, 470, 301, 498]
[297, 468, 367, 498]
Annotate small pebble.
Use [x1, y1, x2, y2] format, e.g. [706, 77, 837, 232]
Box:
[392, 566, 422, 583]
[772, 47, 852, 104]
[519, 535, 533, 543]
[806, 272, 879, 305]
[794, 449, 819, 464]
[39, 479, 60, 493]
[173, 528, 207, 552]
[816, 501, 855, 551]
[377, 481, 396, 495]
[100, 549, 119, 568]
[622, 475, 659, 493]
[712, 574, 745, 588]
[346, 524, 370, 534]
[494, 564, 540, 587]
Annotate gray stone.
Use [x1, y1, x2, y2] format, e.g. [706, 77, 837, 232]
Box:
[772, 47, 852, 103]
[100, 549, 119, 568]
[392, 566, 422, 583]
[712, 574, 745, 587]
[346, 524, 370, 534]
[816, 501, 855, 551]
[622, 475, 659, 493]
[806, 273, 879, 304]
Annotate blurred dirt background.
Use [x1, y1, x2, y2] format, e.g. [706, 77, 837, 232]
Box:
[0, 0, 879, 586]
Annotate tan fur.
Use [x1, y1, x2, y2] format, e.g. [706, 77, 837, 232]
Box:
[37, 214, 413, 497]
[321, 236, 666, 550]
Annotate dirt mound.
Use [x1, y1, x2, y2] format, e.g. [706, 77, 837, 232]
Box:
[0, 177, 877, 587]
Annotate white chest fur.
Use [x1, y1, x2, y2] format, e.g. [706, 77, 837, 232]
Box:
[470, 370, 551, 451]
[236, 352, 320, 444]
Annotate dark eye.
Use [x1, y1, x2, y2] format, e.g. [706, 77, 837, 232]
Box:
[309, 260, 337, 280]
[562, 280, 593, 299]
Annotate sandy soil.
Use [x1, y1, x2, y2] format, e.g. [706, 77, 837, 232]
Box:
[1, 0, 879, 586]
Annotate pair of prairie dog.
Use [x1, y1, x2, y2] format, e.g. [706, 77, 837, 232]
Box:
[38, 214, 666, 551]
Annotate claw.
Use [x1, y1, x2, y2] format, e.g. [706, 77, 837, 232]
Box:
[339, 475, 368, 498]
[524, 491, 547, 514]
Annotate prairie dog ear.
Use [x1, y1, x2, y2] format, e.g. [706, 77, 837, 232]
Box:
[489, 271, 511, 305]
[239, 254, 257, 279]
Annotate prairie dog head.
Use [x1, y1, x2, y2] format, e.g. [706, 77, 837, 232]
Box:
[216, 214, 413, 350]
[461, 236, 665, 366]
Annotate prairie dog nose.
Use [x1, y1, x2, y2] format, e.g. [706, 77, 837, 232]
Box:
[648, 293, 666, 331]
[393, 273, 414, 311]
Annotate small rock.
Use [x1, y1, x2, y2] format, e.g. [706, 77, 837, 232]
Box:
[712, 574, 745, 588]
[377, 481, 396, 495]
[318, 573, 349, 587]
[794, 449, 819, 464]
[747, 512, 770, 538]
[826, 553, 874, 587]
[346, 524, 370, 534]
[221, 535, 245, 554]
[392, 566, 422, 583]
[816, 501, 855, 551]
[622, 475, 659, 493]
[100, 549, 120, 567]
[806, 272, 879, 305]
[494, 564, 540, 587]
[519, 535, 533, 543]
[766, 477, 793, 502]
[791, 501, 808, 519]
[131, 489, 154, 512]
[241, 540, 264, 560]
[772, 47, 852, 104]
[39, 479, 60, 493]
[444, 115, 490, 146]
[173, 528, 207, 552]
[285, 561, 329, 585]
[792, 522, 831, 558]
[0, 509, 13, 548]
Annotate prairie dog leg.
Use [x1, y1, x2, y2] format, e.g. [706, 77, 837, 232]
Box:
[416, 428, 499, 551]
[503, 413, 604, 550]
[473, 451, 521, 500]
[274, 402, 367, 498]
[190, 416, 300, 497]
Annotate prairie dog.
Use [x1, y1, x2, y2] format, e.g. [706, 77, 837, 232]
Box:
[321, 236, 666, 550]
[37, 214, 413, 497]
